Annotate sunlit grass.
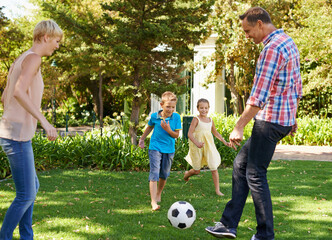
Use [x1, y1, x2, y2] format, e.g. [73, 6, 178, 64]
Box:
[0, 160, 331, 239]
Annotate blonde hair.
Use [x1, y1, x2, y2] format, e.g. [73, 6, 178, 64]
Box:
[197, 98, 210, 108]
[161, 91, 177, 103]
[33, 20, 63, 42]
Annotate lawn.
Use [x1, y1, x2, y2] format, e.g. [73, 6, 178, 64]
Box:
[0, 160, 331, 240]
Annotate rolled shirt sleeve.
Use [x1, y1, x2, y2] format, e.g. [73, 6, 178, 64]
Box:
[247, 47, 285, 109]
[246, 29, 302, 126]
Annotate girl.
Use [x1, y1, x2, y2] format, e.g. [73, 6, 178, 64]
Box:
[184, 98, 231, 196]
[0, 20, 63, 239]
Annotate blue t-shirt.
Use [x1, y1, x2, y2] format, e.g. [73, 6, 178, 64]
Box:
[148, 111, 182, 153]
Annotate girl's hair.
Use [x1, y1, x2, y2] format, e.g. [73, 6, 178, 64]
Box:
[161, 91, 177, 103]
[33, 20, 63, 42]
[197, 98, 210, 108]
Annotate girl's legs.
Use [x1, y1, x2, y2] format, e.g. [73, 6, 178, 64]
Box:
[211, 170, 224, 196]
[183, 169, 200, 181]
[0, 139, 38, 240]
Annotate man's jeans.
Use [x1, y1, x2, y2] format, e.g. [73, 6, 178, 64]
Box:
[0, 138, 39, 240]
[220, 120, 291, 240]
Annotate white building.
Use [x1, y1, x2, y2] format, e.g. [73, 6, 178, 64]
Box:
[191, 33, 225, 116]
[151, 34, 225, 116]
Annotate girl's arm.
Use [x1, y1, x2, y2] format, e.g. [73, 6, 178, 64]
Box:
[211, 120, 230, 147]
[13, 54, 57, 141]
[139, 125, 154, 149]
[187, 117, 204, 148]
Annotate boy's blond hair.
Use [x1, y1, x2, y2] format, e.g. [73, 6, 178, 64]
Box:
[161, 91, 177, 103]
[33, 20, 63, 42]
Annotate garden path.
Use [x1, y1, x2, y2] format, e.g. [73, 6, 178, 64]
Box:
[273, 145, 332, 162]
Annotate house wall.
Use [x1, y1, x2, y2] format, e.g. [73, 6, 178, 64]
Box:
[191, 33, 225, 116]
[150, 34, 225, 117]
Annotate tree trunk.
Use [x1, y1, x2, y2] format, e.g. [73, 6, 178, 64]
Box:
[86, 80, 100, 116]
[129, 67, 141, 145]
[99, 72, 104, 136]
[228, 60, 244, 114]
[129, 97, 140, 145]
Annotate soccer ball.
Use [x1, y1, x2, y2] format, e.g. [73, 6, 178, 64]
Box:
[167, 201, 196, 229]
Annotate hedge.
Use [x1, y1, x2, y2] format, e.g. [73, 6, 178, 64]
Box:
[0, 115, 331, 179]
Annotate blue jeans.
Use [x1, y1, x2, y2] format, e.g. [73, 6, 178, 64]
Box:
[0, 138, 39, 240]
[148, 150, 174, 181]
[220, 120, 291, 240]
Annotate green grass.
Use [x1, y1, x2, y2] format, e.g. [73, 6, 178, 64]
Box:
[0, 160, 331, 240]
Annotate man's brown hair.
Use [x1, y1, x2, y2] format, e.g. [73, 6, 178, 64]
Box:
[239, 7, 272, 25]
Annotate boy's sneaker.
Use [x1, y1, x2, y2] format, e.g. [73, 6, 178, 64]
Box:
[205, 222, 237, 239]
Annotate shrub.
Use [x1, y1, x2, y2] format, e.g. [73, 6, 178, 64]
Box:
[0, 149, 9, 179]
[280, 116, 332, 146]
[0, 115, 330, 180]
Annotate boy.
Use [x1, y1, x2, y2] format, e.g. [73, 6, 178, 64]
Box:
[139, 91, 182, 211]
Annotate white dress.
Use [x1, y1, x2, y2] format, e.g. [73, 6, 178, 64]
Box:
[185, 117, 221, 170]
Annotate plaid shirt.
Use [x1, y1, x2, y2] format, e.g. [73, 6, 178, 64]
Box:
[247, 29, 302, 126]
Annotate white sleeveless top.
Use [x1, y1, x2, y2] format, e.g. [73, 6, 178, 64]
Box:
[0, 50, 44, 141]
[185, 116, 221, 170]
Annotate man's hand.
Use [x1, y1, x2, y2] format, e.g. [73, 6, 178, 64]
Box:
[229, 127, 243, 150]
[288, 120, 298, 137]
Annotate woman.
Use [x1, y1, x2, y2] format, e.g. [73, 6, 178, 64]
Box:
[0, 20, 63, 239]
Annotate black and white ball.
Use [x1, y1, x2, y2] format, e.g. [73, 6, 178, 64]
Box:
[167, 201, 196, 229]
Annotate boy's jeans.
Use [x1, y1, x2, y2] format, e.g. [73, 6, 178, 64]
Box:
[0, 138, 39, 240]
[220, 120, 291, 240]
[148, 150, 174, 181]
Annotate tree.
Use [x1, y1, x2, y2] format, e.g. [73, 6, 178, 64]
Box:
[205, 1, 260, 114]
[0, 6, 9, 91]
[0, 7, 30, 93]
[33, 0, 122, 130]
[205, 0, 314, 115]
[285, 0, 332, 117]
[102, 0, 215, 144]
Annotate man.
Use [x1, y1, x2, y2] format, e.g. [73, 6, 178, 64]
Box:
[205, 7, 302, 240]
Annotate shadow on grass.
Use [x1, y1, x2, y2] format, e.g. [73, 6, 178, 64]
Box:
[0, 160, 331, 239]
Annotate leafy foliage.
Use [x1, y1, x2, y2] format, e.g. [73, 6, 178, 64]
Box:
[42, 97, 96, 127]
[281, 116, 332, 146]
[288, 0, 332, 117]
[205, 1, 260, 114]
[1, 115, 330, 179]
[205, 0, 331, 117]
[0, 7, 30, 92]
[101, 0, 215, 144]
[32, 0, 124, 123]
